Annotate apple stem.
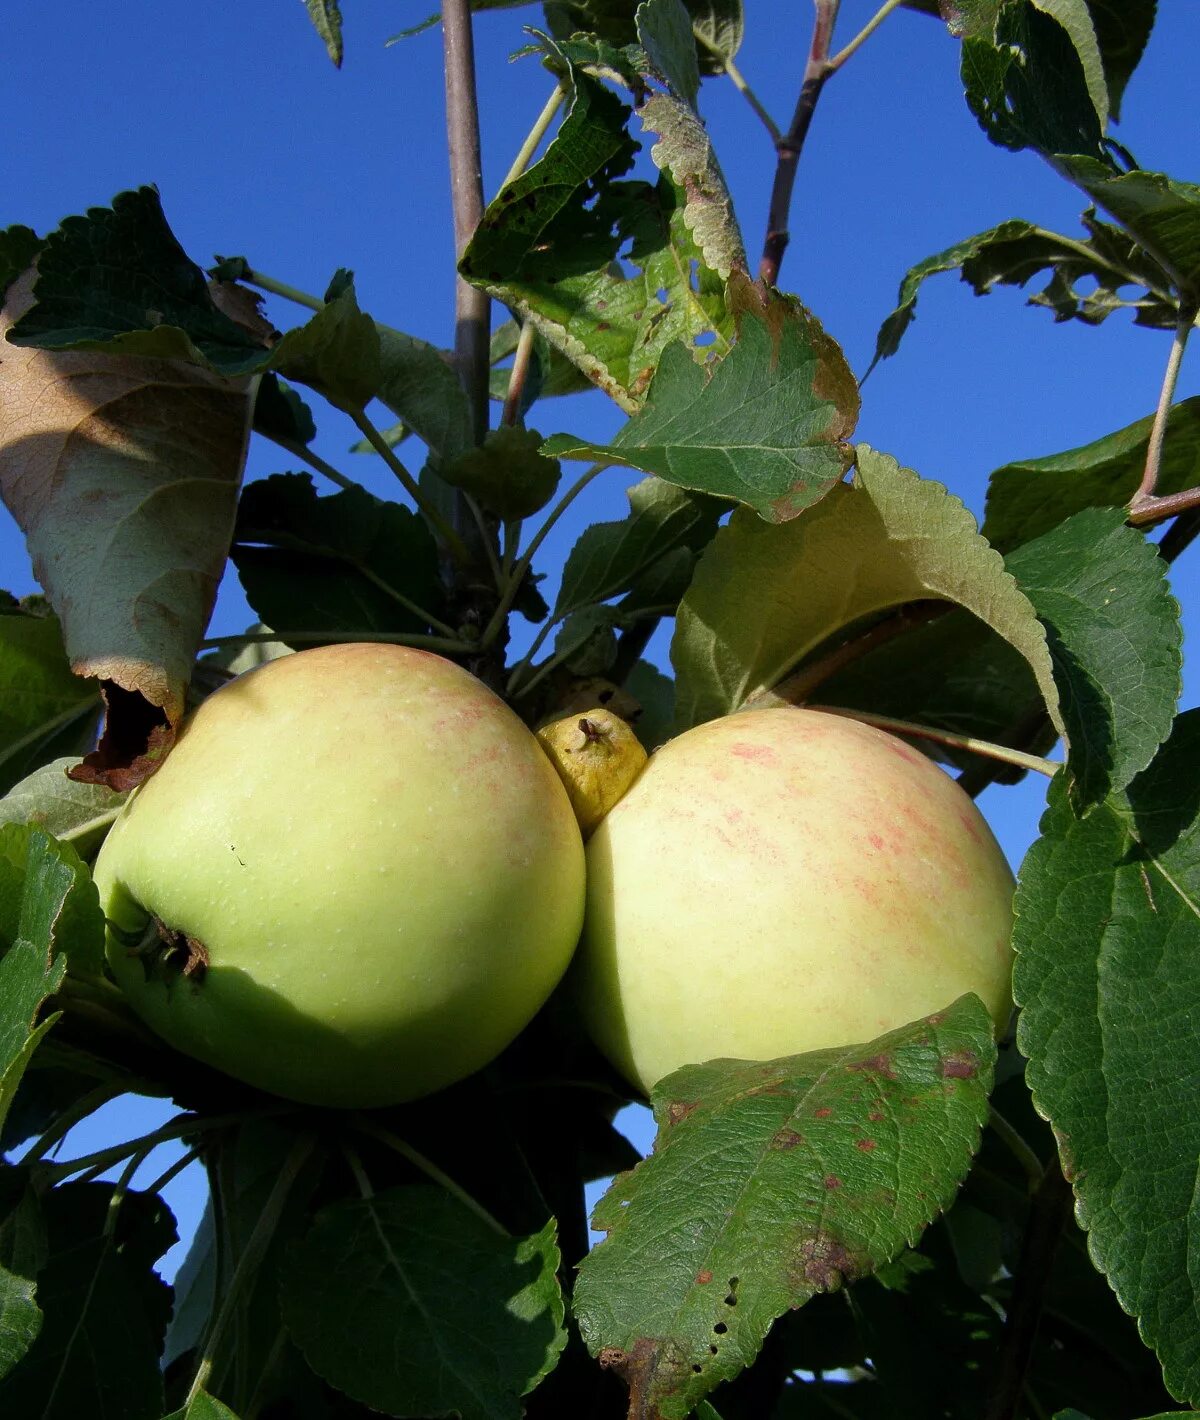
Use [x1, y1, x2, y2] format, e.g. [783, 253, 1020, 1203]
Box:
[806, 705, 1060, 778]
[351, 1115, 509, 1236]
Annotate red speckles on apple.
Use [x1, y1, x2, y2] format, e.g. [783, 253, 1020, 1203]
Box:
[729, 741, 778, 764]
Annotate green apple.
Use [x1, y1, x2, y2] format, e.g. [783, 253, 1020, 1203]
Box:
[575, 706, 1015, 1095]
[93, 643, 586, 1107]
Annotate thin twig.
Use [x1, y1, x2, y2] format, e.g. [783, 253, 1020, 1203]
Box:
[693, 30, 781, 142]
[442, 0, 491, 446]
[1128, 483, 1200, 527]
[500, 83, 567, 190]
[760, 0, 840, 286]
[242, 268, 324, 312]
[261, 431, 362, 492]
[1133, 302, 1196, 503]
[806, 705, 1060, 777]
[826, 0, 905, 71]
[501, 320, 538, 428]
[988, 1106, 1045, 1192]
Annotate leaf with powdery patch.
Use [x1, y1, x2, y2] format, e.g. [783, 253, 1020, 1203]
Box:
[4, 188, 269, 376]
[574, 996, 995, 1419]
[1054, 160, 1200, 301]
[0, 267, 254, 790]
[0, 759, 125, 859]
[280, 1186, 566, 1420]
[1005, 507, 1181, 811]
[304, 0, 343, 65]
[869, 213, 1180, 372]
[0, 608, 100, 797]
[555, 477, 724, 618]
[0, 1183, 174, 1419]
[672, 445, 1061, 735]
[983, 397, 1200, 553]
[460, 52, 731, 411]
[1014, 711, 1200, 1405]
[546, 284, 858, 521]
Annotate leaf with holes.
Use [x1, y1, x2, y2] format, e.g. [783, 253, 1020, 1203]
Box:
[869, 213, 1181, 372]
[672, 445, 1061, 735]
[546, 283, 858, 520]
[1014, 711, 1200, 1405]
[983, 397, 1200, 552]
[573, 996, 996, 1419]
[1005, 507, 1182, 810]
[280, 1186, 565, 1419]
[460, 50, 733, 411]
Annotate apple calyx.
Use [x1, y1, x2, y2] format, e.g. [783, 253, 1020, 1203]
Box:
[535, 707, 648, 839]
[110, 913, 209, 985]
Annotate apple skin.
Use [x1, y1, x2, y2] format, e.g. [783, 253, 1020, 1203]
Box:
[93, 643, 586, 1107]
[575, 707, 1015, 1095]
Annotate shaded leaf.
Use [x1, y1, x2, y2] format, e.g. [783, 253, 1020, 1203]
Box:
[554, 605, 621, 675]
[0, 1178, 44, 1381]
[556, 477, 724, 617]
[0, 263, 253, 781]
[460, 52, 732, 411]
[0, 758, 125, 858]
[544, 0, 743, 72]
[304, 0, 344, 66]
[638, 0, 700, 106]
[961, 2, 1109, 162]
[0, 607, 100, 797]
[4, 188, 268, 376]
[0, 226, 42, 303]
[1005, 507, 1181, 809]
[1084, 0, 1156, 120]
[280, 1186, 566, 1419]
[0, 1183, 173, 1420]
[163, 1392, 242, 1420]
[231, 474, 444, 644]
[376, 327, 474, 468]
[574, 997, 995, 1418]
[870, 213, 1180, 371]
[1054, 159, 1200, 300]
[270, 282, 381, 410]
[984, 397, 1200, 552]
[1014, 711, 1200, 1404]
[546, 283, 858, 521]
[442, 425, 561, 519]
[252, 372, 317, 447]
[623, 659, 675, 749]
[672, 445, 1061, 736]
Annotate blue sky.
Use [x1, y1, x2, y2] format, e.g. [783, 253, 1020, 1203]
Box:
[4, 1, 1198, 1276]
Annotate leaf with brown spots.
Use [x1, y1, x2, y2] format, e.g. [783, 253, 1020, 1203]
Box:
[0, 267, 255, 788]
[573, 995, 995, 1418]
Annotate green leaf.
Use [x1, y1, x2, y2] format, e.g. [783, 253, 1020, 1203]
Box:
[460, 54, 732, 411]
[638, 0, 700, 106]
[672, 445, 1062, 736]
[624, 660, 676, 749]
[556, 477, 724, 618]
[869, 214, 1180, 372]
[280, 1186, 566, 1419]
[163, 1392, 242, 1420]
[376, 327, 475, 468]
[0, 1178, 45, 1381]
[231, 474, 444, 644]
[574, 997, 996, 1418]
[546, 285, 859, 521]
[545, 0, 743, 72]
[1053, 160, 1200, 300]
[1014, 711, 1200, 1404]
[1006, 507, 1181, 810]
[961, 1, 1108, 162]
[252, 373, 317, 447]
[442, 426, 562, 519]
[1032, 0, 1108, 130]
[270, 282, 381, 409]
[0, 818, 104, 973]
[0, 759, 125, 858]
[0, 226, 43, 304]
[0, 609, 100, 797]
[0, 1183, 173, 1419]
[304, 0, 343, 66]
[554, 605, 621, 675]
[4, 188, 266, 376]
[983, 397, 1200, 552]
[1084, 0, 1156, 120]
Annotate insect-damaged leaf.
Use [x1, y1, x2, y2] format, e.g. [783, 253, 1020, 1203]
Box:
[574, 997, 995, 1418]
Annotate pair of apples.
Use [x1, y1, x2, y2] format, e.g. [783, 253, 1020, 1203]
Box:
[94, 644, 1015, 1107]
